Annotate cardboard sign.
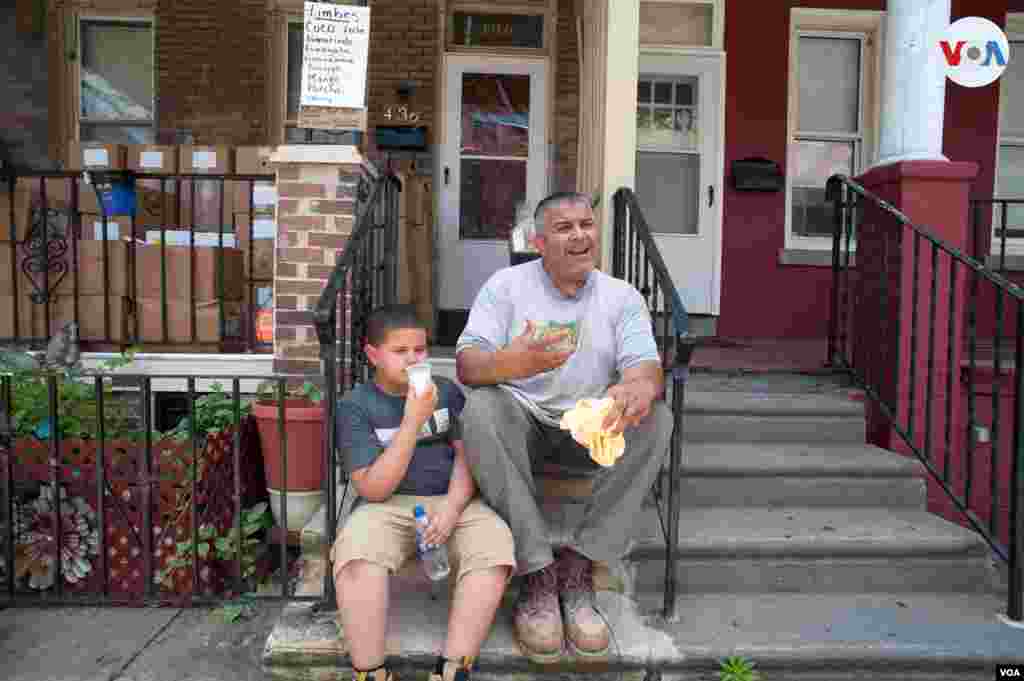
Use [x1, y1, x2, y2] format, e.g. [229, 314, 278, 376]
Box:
[297, 104, 367, 132]
[300, 2, 370, 109]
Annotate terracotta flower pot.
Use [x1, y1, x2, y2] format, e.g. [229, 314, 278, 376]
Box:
[252, 400, 326, 492]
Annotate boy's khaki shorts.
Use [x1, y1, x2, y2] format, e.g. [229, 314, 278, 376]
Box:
[330, 494, 516, 586]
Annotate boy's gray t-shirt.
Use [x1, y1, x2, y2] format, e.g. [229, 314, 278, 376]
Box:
[337, 376, 465, 497]
[456, 259, 660, 426]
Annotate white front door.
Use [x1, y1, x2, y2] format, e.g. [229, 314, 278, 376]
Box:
[439, 55, 548, 314]
[634, 51, 724, 315]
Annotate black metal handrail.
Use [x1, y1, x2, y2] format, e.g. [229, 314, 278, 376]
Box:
[827, 174, 1023, 623]
[971, 198, 1024, 272]
[612, 188, 696, 620]
[1, 167, 275, 352]
[312, 168, 401, 607]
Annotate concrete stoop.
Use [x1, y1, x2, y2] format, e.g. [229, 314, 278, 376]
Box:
[262, 584, 1024, 681]
[263, 370, 1024, 681]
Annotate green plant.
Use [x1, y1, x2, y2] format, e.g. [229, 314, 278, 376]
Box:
[1, 347, 138, 441]
[210, 593, 260, 623]
[718, 656, 761, 681]
[156, 502, 273, 590]
[255, 379, 323, 405]
[165, 382, 253, 442]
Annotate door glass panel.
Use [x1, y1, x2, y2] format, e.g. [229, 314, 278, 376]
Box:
[637, 76, 697, 150]
[635, 152, 699, 235]
[459, 159, 526, 240]
[460, 73, 530, 156]
[459, 72, 530, 240]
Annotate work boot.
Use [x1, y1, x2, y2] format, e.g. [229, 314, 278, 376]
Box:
[428, 656, 474, 681]
[556, 548, 610, 658]
[352, 663, 396, 681]
[513, 563, 564, 663]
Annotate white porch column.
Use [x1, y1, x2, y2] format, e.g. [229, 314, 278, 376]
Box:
[875, 0, 952, 166]
[597, 0, 640, 271]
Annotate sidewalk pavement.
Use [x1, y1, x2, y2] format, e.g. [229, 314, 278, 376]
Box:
[0, 601, 288, 681]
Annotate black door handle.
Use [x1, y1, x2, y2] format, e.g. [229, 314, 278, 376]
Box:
[444, 167, 450, 186]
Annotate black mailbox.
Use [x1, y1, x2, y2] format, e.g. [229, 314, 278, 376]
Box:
[731, 157, 783, 192]
[375, 125, 428, 151]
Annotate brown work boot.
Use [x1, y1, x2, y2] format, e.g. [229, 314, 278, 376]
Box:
[556, 548, 610, 658]
[513, 564, 564, 663]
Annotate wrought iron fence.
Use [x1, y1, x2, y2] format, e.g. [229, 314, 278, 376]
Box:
[612, 188, 696, 620]
[827, 175, 1023, 623]
[313, 169, 402, 607]
[1, 168, 275, 352]
[1, 366, 324, 606]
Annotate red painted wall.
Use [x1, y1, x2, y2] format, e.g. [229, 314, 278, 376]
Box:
[717, 0, 1018, 339]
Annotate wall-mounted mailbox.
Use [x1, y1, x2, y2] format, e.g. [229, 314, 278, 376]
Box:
[731, 157, 783, 192]
[375, 126, 428, 151]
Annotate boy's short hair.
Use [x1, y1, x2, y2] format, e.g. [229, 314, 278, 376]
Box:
[365, 304, 425, 346]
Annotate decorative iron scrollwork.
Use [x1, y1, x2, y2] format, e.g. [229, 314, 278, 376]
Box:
[20, 206, 70, 304]
[356, 173, 372, 204]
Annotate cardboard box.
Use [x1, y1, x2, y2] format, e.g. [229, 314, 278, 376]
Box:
[234, 146, 274, 174]
[0, 240, 129, 297]
[133, 244, 244, 302]
[0, 188, 31, 242]
[136, 298, 243, 343]
[48, 294, 131, 342]
[236, 215, 276, 280]
[66, 143, 126, 171]
[180, 146, 231, 174]
[0, 294, 47, 340]
[126, 145, 178, 174]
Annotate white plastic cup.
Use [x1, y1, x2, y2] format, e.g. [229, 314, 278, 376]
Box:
[406, 361, 433, 396]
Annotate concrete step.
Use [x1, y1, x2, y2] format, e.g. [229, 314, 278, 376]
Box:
[263, 587, 1024, 681]
[622, 506, 999, 596]
[539, 443, 927, 508]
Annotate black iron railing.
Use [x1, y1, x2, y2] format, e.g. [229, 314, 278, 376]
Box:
[1, 366, 319, 606]
[827, 175, 1023, 623]
[612, 188, 696, 620]
[313, 168, 402, 607]
[1, 168, 274, 352]
[971, 198, 1024, 273]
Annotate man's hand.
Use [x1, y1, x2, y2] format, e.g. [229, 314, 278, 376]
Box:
[422, 499, 460, 547]
[601, 381, 657, 434]
[505, 320, 573, 378]
[402, 381, 438, 430]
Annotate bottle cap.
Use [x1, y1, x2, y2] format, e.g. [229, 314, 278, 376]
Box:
[414, 504, 426, 518]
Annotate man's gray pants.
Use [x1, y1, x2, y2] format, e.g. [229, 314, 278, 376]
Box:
[461, 386, 673, 576]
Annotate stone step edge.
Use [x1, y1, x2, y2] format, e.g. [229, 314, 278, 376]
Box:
[627, 534, 990, 560]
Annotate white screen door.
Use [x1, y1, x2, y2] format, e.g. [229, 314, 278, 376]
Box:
[634, 52, 723, 315]
[439, 55, 547, 312]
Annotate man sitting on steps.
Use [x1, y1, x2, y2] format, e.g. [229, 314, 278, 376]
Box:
[455, 191, 673, 662]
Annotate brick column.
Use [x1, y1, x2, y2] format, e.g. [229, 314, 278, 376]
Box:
[269, 145, 361, 376]
[855, 161, 978, 458]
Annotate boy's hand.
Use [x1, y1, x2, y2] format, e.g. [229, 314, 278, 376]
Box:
[422, 500, 459, 547]
[403, 381, 438, 429]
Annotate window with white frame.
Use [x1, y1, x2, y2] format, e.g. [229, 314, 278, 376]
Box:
[790, 32, 865, 239]
[995, 37, 1024, 242]
[284, 20, 357, 144]
[79, 19, 155, 143]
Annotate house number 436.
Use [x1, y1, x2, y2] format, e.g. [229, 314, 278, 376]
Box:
[384, 106, 420, 122]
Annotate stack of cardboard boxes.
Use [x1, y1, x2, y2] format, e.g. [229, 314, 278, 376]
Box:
[16, 142, 277, 347]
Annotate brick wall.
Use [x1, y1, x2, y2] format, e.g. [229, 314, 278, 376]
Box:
[0, 0, 55, 169]
[155, 0, 268, 145]
[554, 0, 579, 193]
[272, 160, 359, 375]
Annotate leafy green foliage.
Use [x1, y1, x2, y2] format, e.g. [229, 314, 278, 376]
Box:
[718, 656, 761, 681]
[156, 502, 273, 590]
[1, 347, 138, 441]
[164, 382, 253, 442]
[255, 379, 323, 405]
[210, 593, 259, 623]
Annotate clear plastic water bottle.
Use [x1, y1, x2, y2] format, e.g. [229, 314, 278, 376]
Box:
[413, 504, 450, 581]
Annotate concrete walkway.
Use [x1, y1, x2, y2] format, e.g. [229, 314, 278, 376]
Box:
[0, 601, 285, 681]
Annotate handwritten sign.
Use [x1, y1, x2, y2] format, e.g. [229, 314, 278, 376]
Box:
[300, 2, 370, 109]
[298, 104, 368, 132]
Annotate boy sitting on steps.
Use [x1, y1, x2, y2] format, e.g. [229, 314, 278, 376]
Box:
[331, 304, 516, 681]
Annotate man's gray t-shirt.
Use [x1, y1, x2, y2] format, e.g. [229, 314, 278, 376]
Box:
[337, 377, 465, 496]
[456, 259, 660, 426]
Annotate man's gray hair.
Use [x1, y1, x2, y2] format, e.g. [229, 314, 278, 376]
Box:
[531, 191, 595, 238]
